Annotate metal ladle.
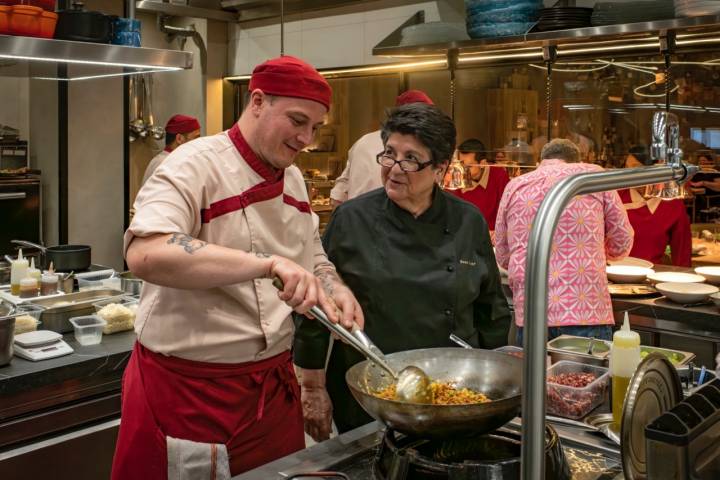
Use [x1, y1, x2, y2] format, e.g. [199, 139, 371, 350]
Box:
[272, 278, 433, 403]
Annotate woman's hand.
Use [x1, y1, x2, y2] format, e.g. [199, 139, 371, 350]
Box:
[298, 368, 334, 442]
[301, 385, 333, 442]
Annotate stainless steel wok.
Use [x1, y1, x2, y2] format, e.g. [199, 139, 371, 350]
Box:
[346, 347, 523, 438]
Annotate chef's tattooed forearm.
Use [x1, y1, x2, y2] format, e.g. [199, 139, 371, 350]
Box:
[316, 268, 342, 297]
[167, 233, 207, 254]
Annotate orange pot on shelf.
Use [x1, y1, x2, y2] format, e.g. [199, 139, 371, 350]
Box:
[9, 5, 41, 37]
[0, 6, 10, 35]
[38, 9, 56, 38]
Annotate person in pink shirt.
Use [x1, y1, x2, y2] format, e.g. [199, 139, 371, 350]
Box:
[495, 139, 634, 344]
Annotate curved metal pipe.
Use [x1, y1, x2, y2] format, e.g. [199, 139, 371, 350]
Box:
[520, 162, 697, 480]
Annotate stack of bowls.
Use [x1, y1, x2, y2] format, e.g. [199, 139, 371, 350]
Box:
[464, 0, 542, 39]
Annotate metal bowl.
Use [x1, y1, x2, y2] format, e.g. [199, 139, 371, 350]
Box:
[118, 271, 143, 296]
[345, 348, 523, 438]
[0, 302, 16, 366]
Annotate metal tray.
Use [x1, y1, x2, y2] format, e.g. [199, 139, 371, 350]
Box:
[640, 345, 695, 367]
[26, 289, 125, 333]
[547, 335, 696, 369]
[547, 335, 611, 367]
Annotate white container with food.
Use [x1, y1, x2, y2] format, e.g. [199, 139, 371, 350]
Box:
[655, 282, 719, 304]
[92, 296, 138, 334]
[13, 304, 43, 334]
[68, 315, 106, 346]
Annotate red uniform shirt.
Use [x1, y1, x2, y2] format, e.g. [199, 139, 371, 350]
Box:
[618, 188, 691, 266]
[450, 166, 510, 231]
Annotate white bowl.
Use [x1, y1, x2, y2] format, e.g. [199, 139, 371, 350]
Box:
[608, 257, 654, 269]
[646, 271, 706, 284]
[710, 292, 720, 307]
[655, 282, 719, 304]
[606, 265, 654, 283]
[694, 267, 720, 285]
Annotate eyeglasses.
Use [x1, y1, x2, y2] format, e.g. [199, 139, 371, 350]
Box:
[376, 152, 434, 172]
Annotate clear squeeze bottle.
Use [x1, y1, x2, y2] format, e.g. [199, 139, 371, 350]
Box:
[610, 311, 641, 426]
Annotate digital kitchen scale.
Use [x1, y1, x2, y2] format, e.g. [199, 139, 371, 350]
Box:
[13, 330, 74, 361]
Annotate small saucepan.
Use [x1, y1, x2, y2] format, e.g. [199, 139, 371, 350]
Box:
[12, 240, 91, 272]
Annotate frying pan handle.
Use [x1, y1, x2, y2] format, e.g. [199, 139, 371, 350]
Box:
[271, 277, 396, 378]
[11, 239, 47, 252]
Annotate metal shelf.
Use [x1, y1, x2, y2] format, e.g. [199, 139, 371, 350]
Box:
[0, 34, 192, 80]
[136, 0, 238, 22]
[373, 14, 720, 63]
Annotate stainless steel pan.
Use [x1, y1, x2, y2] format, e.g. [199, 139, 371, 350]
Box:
[345, 347, 523, 438]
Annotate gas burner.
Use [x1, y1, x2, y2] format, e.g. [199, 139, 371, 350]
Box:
[373, 425, 571, 480]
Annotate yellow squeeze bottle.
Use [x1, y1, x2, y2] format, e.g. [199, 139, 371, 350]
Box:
[610, 312, 641, 426]
[10, 249, 29, 296]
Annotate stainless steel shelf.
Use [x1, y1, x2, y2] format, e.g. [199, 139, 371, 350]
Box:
[373, 14, 720, 61]
[136, 0, 238, 22]
[0, 34, 193, 73]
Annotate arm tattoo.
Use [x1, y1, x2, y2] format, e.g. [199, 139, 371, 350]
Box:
[167, 233, 207, 254]
[316, 268, 342, 297]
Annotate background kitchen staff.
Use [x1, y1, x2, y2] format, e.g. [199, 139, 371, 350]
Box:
[112, 55, 363, 479]
[495, 139, 633, 344]
[329, 90, 434, 206]
[294, 103, 511, 439]
[141, 114, 201, 184]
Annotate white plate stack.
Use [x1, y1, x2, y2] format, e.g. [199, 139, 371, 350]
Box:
[675, 0, 720, 17]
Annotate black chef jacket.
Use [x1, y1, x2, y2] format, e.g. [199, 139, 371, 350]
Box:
[293, 186, 511, 433]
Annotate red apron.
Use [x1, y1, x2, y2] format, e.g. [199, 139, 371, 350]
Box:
[111, 343, 304, 479]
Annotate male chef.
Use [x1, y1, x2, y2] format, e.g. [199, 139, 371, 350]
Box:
[112, 55, 363, 479]
[141, 114, 202, 184]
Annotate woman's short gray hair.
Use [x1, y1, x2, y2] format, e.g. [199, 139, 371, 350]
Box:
[540, 139, 581, 163]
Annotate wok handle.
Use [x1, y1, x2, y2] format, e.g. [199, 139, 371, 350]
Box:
[449, 333, 473, 349]
[271, 277, 396, 378]
[11, 239, 46, 252]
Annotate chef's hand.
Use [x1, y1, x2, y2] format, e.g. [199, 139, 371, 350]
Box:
[269, 257, 337, 321]
[331, 283, 365, 331]
[301, 385, 333, 442]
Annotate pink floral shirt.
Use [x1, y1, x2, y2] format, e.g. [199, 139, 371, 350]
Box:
[495, 159, 633, 327]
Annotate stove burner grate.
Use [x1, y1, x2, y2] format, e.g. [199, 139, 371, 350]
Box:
[373, 426, 571, 480]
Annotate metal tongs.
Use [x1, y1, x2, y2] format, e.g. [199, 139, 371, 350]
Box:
[272, 277, 434, 403]
[271, 278, 395, 377]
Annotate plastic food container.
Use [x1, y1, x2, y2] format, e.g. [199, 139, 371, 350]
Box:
[0, 6, 10, 35]
[546, 360, 610, 419]
[9, 5, 42, 36]
[13, 303, 43, 334]
[92, 296, 138, 334]
[68, 314, 106, 346]
[38, 10, 56, 38]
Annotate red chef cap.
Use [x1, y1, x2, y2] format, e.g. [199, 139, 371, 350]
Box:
[396, 90, 434, 106]
[165, 114, 201, 134]
[248, 55, 332, 111]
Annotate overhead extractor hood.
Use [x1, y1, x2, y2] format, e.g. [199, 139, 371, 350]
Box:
[0, 34, 193, 81]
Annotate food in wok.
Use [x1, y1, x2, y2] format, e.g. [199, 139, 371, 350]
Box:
[346, 348, 523, 437]
[375, 381, 491, 405]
